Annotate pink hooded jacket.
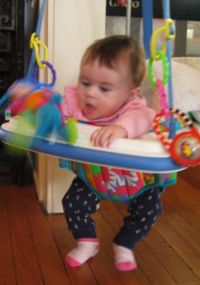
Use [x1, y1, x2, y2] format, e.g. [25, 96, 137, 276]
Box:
[63, 85, 155, 138]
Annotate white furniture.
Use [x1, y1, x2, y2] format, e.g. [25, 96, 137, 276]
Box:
[35, 0, 106, 213]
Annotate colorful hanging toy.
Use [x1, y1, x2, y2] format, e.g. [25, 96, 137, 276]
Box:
[5, 80, 77, 148]
[153, 109, 200, 166]
[0, 1, 77, 149]
[147, 10, 200, 167]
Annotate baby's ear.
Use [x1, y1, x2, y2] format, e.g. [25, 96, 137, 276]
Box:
[130, 86, 140, 97]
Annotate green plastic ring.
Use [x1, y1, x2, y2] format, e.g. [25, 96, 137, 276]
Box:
[148, 51, 169, 87]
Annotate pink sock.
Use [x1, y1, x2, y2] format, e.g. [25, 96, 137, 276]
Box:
[65, 238, 99, 267]
[113, 244, 137, 271]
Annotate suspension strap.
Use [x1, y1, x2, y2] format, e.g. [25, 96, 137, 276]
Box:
[27, 0, 47, 79]
[142, 0, 153, 59]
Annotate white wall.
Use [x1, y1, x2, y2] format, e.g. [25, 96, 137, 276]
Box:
[45, 0, 106, 93]
[37, 0, 106, 213]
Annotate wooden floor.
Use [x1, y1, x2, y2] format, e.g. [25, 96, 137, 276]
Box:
[0, 166, 200, 285]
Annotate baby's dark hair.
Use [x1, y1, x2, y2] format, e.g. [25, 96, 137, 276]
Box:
[81, 35, 146, 87]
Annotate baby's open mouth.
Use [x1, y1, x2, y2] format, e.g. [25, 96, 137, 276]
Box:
[85, 103, 96, 113]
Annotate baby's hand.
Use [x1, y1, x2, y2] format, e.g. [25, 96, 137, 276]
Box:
[90, 125, 128, 148]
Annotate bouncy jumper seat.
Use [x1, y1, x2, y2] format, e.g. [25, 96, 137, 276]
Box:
[0, 0, 199, 204]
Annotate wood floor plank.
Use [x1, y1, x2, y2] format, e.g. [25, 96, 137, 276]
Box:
[162, 202, 200, 252]
[163, 183, 200, 233]
[156, 215, 200, 278]
[5, 185, 44, 285]
[135, 241, 177, 285]
[145, 229, 200, 285]
[175, 180, 200, 213]
[100, 201, 124, 233]
[164, 176, 200, 215]
[20, 186, 71, 285]
[0, 187, 16, 285]
[179, 166, 200, 189]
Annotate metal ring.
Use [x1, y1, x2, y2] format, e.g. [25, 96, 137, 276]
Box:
[132, 1, 140, 8]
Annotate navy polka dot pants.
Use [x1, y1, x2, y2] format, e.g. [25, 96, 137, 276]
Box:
[62, 177, 162, 249]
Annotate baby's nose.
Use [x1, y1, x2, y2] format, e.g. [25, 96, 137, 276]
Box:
[87, 86, 97, 97]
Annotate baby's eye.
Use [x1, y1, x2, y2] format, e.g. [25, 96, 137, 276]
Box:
[100, 86, 110, 92]
[81, 81, 90, 87]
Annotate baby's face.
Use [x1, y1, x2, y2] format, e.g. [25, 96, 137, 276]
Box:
[77, 59, 134, 120]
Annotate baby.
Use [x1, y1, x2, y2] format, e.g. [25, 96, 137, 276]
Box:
[62, 35, 163, 271]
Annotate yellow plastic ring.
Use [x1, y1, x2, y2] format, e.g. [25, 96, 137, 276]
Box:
[30, 33, 48, 68]
[150, 26, 167, 60]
